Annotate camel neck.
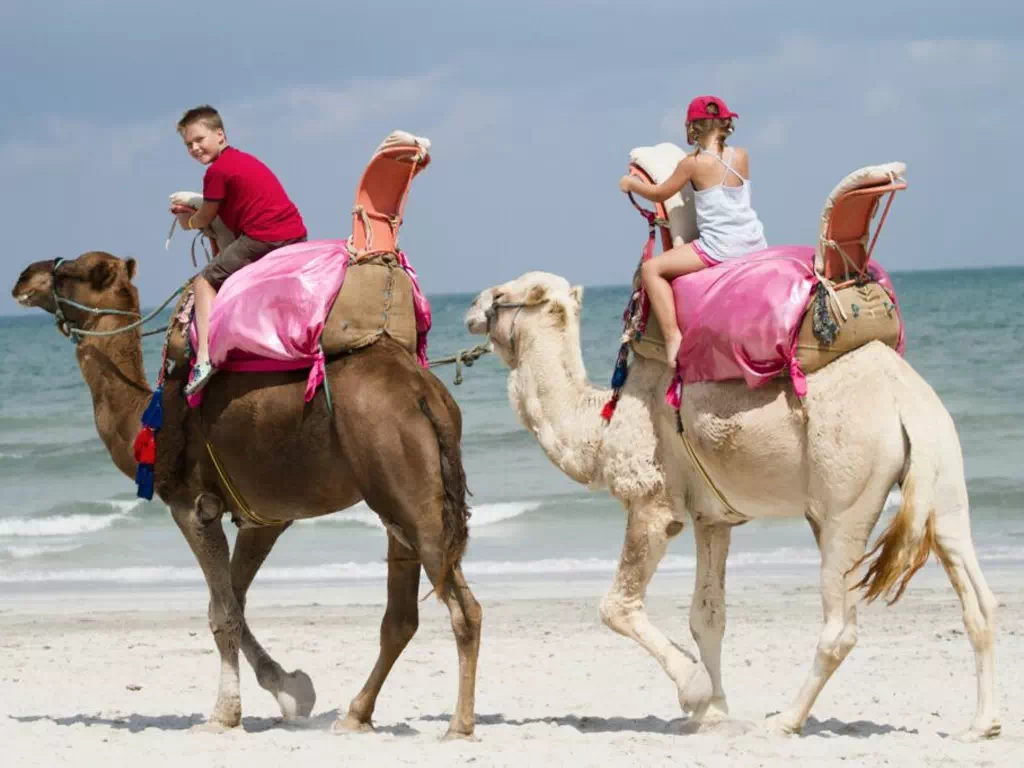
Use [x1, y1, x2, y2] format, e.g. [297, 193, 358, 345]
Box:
[508, 321, 606, 484]
[74, 319, 152, 480]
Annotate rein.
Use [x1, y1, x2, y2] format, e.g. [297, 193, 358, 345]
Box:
[50, 257, 189, 344]
[484, 300, 528, 358]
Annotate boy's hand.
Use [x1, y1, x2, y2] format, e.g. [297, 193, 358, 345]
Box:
[618, 175, 635, 194]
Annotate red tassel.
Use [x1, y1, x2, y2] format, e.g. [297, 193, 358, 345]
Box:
[600, 396, 619, 422]
[133, 427, 156, 465]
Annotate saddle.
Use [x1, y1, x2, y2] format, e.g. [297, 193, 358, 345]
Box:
[624, 143, 906, 379]
[164, 131, 433, 398]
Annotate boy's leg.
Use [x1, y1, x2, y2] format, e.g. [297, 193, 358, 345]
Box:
[186, 236, 305, 395]
[193, 276, 216, 365]
[640, 243, 708, 366]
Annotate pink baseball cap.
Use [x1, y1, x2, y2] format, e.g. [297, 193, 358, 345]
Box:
[686, 95, 738, 122]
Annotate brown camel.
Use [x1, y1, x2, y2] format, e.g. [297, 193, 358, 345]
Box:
[11, 251, 481, 739]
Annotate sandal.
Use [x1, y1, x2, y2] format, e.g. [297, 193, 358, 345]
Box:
[184, 360, 217, 396]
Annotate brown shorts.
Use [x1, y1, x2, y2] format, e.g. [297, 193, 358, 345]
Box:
[201, 234, 307, 289]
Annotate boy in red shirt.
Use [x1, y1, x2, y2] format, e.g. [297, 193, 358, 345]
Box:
[172, 105, 308, 395]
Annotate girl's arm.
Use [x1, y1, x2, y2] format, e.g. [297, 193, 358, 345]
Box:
[620, 157, 694, 203]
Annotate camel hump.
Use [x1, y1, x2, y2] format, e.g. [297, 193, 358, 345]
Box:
[321, 253, 419, 358]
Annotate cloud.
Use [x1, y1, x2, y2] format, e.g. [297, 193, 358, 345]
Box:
[0, 73, 445, 176]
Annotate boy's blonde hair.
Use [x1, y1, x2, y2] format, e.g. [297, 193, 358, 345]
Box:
[686, 101, 733, 152]
[177, 105, 225, 135]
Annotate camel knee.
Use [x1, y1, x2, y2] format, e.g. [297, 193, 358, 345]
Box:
[450, 595, 482, 645]
[963, 598, 997, 652]
[207, 601, 243, 648]
[816, 620, 857, 666]
[600, 592, 637, 637]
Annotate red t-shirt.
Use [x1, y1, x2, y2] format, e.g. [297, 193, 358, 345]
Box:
[203, 147, 307, 242]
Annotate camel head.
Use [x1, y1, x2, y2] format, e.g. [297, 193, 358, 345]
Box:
[465, 271, 584, 367]
[12, 252, 139, 336]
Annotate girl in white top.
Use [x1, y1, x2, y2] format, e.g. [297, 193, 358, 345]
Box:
[619, 95, 767, 366]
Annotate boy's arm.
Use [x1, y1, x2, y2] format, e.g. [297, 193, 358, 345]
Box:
[187, 200, 220, 230]
[176, 200, 220, 230]
[622, 157, 694, 203]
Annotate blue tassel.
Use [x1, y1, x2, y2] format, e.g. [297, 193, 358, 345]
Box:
[135, 463, 154, 501]
[141, 386, 164, 430]
[610, 344, 630, 389]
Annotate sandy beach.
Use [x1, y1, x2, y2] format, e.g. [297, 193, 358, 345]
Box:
[1, 562, 1019, 767]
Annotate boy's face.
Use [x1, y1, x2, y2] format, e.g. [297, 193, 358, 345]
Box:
[181, 122, 226, 165]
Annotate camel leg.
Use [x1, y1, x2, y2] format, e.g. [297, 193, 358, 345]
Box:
[429, 562, 482, 741]
[772, 499, 881, 734]
[932, 503, 1000, 740]
[171, 498, 244, 729]
[689, 521, 732, 721]
[230, 524, 317, 720]
[335, 534, 422, 734]
[599, 499, 712, 719]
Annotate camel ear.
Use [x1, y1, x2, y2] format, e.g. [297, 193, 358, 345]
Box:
[570, 285, 584, 305]
[124, 258, 137, 281]
[89, 260, 116, 291]
[526, 284, 548, 304]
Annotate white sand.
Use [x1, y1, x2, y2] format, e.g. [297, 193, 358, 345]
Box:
[1, 563, 1020, 767]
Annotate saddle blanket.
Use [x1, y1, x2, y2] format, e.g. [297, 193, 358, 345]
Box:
[188, 239, 431, 406]
[666, 245, 904, 406]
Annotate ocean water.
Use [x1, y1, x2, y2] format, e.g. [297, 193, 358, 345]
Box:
[1, 267, 1022, 589]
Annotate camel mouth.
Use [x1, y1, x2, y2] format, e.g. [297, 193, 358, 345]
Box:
[464, 305, 489, 336]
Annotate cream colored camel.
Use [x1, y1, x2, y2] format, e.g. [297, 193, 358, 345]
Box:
[466, 271, 1000, 740]
[13, 253, 481, 739]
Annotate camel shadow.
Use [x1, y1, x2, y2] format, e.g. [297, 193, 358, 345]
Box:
[8, 709, 351, 734]
[798, 715, 918, 738]
[419, 712, 687, 735]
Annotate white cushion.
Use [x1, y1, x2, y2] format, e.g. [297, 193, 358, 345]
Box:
[629, 142, 697, 246]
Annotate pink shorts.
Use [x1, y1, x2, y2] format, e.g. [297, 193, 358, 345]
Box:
[691, 239, 721, 268]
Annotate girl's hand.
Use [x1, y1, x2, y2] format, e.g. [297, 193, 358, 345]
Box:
[618, 175, 635, 194]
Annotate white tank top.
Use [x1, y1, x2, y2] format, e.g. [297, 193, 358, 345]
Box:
[693, 146, 767, 261]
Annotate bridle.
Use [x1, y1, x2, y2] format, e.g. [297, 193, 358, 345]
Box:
[48, 257, 183, 344]
[484, 299, 528, 358]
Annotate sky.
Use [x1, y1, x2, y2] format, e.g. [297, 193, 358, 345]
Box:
[2, 0, 1022, 314]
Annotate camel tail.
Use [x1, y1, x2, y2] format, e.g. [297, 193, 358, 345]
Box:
[852, 399, 939, 606]
[419, 396, 470, 600]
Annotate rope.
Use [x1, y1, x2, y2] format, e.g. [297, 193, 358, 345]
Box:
[428, 343, 491, 385]
[676, 413, 747, 521]
[62, 283, 189, 341]
[205, 441, 282, 527]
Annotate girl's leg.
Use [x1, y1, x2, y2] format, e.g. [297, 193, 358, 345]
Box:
[640, 243, 708, 365]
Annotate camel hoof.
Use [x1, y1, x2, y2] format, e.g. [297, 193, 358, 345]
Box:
[441, 728, 478, 742]
[332, 715, 374, 734]
[956, 720, 1001, 742]
[275, 669, 316, 720]
[678, 664, 713, 718]
[763, 712, 801, 736]
[702, 698, 731, 725]
[191, 720, 235, 734]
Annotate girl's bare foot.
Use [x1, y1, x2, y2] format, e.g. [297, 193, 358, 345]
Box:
[665, 333, 682, 367]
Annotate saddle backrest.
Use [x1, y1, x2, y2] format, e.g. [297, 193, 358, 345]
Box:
[628, 142, 698, 250]
[816, 162, 907, 281]
[349, 130, 432, 256]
